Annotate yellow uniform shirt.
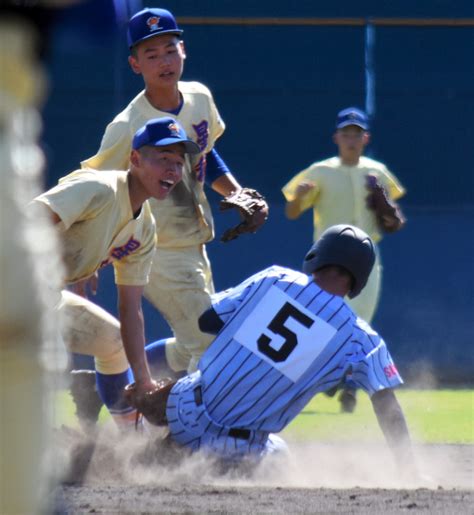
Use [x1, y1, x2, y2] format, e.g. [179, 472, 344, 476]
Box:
[282, 156, 405, 243]
[81, 81, 225, 248]
[34, 169, 156, 286]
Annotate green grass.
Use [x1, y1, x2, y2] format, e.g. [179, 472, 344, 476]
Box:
[55, 389, 474, 445]
[282, 389, 474, 444]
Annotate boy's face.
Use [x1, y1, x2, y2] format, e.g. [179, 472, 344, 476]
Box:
[132, 144, 185, 200]
[129, 34, 186, 89]
[333, 125, 370, 161]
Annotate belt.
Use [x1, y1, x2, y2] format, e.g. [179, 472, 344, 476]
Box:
[193, 386, 251, 441]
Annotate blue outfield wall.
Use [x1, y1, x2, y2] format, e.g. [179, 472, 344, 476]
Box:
[41, 3, 474, 383]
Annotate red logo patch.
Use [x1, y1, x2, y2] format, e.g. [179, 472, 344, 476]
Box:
[384, 364, 398, 379]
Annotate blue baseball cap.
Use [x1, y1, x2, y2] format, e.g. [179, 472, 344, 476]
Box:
[336, 107, 369, 130]
[127, 8, 183, 48]
[132, 117, 200, 154]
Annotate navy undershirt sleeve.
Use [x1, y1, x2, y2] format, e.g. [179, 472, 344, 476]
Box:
[205, 148, 231, 186]
[198, 307, 225, 335]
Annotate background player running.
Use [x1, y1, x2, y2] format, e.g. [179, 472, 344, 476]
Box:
[139, 225, 416, 477]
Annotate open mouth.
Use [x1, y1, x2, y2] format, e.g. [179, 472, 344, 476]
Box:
[160, 179, 175, 190]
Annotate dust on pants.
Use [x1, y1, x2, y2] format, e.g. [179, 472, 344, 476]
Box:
[144, 245, 215, 372]
[60, 290, 129, 375]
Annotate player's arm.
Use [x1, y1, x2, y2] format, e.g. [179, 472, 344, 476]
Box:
[284, 181, 316, 219]
[371, 388, 417, 477]
[206, 148, 242, 195]
[282, 169, 318, 220]
[117, 284, 155, 393]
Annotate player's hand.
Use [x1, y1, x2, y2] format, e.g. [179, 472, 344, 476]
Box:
[133, 378, 159, 397]
[69, 271, 99, 298]
[295, 182, 315, 198]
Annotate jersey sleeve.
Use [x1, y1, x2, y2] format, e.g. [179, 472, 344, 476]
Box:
[378, 165, 406, 201]
[348, 328, 403, 396]
[281, 166, 320, 211]
[81, 120, 133, 171]
[33, 172, 109, 229]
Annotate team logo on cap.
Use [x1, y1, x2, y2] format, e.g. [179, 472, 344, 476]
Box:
[348, 111, 358, 119]
[168, 122, 180, 136]
[147, 16, 161, 32]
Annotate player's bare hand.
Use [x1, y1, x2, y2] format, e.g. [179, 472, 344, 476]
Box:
[295, 182, 315, 198]
[132, 378, 159, 397]
[69, 271, 99, 298]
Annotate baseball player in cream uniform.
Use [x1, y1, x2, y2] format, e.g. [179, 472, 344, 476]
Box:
[34, 117, 200, 427]
[283, 108, 406, 323]
[82, 8, 268, 374]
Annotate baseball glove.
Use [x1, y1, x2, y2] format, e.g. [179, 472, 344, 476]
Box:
[124, 378, 177, 426]
[366, 174, 406, 233]
[219, 187, 269, 242]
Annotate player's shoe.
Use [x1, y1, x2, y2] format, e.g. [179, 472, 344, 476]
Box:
[69, 369, 104, 432]
[338, 387, 357, 413]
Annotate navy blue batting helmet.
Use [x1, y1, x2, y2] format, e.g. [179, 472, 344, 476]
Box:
[302, 225, 375, 298]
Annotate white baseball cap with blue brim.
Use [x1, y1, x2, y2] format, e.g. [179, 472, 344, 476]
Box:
[127, 7, 183, 48]
[132, 117, 200, 154]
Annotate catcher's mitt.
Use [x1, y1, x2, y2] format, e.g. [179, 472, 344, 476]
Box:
[124, 378, 177, 426]
[219, 187, 269, 242]
[366, 174, 406, 233]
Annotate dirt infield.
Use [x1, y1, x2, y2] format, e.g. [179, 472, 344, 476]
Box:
[55, 427, 473, 514]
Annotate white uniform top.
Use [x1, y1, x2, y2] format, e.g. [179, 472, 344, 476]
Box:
[34, 169, 156, 286]
[81, 81, 225, 248]
[282, 156, 405, 243]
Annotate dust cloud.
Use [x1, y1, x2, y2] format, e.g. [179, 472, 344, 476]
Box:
[57, 423, 472, 492]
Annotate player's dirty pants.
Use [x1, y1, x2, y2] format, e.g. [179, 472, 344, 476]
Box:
[144, 245, 215, 373]
[347, 247, 381, 323]
[167, 371, 288, 460]
[59, 290, 129, 375]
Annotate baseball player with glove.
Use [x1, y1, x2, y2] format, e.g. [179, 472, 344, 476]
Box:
[32, 117, 200, 429]
[282, 107, 406, 412]
[127, 225, 418, 479]
[81, 7, 268, 378]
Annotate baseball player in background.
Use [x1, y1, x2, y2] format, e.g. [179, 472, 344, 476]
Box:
[282, 107, 406, 412]
[81, 7, 269, 379]
[139, 225, 417, 478]
[32, 117, 200, 429]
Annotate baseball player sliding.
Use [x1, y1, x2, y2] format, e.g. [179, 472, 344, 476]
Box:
[32, 117, 200, 429]
[81, 7, 268, 380]
[282, 107, 406, 412]
[128, 225, 418, 479]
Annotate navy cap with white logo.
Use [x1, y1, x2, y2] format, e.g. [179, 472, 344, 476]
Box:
[127, 8, 183, 48]
[132, 117, 200, 154]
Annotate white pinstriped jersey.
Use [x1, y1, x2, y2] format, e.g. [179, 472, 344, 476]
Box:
[198, 265, 403, 434]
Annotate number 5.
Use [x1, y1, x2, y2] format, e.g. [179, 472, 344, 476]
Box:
[257, 302, 314, 362]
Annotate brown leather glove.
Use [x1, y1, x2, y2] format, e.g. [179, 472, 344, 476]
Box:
[366, 174, 406, 233]
[124, 377, 177, 426]
[219, 188, 269, 242]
